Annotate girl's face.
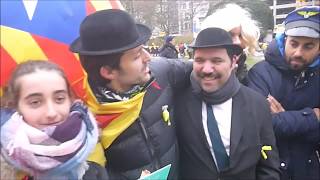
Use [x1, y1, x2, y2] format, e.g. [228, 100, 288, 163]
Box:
[229, 26, 246, 49]
[17, 70, 71, 129]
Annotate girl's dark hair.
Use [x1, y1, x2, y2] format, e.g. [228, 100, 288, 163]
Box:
[1, 60, 72, 108]
[79, 53, 123, 86]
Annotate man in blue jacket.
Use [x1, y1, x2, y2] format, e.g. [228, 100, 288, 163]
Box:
[247, 6, 320, 180]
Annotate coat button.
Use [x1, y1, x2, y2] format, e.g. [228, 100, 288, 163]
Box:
[302, 111, 309, 116]
[280, 162, 287, 170]
[308, 159, 312, 163]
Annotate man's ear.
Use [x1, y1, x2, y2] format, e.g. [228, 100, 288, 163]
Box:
[231, 55, 238, 69]
[234, 54, 241, 64]
[100, 66, 115, 80]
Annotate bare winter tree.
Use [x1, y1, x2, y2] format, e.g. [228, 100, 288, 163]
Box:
[121, 0, 158, 30]
[188, 0, 209, 34]
[154, 0, 179, 35]
[206, 0, 273, 36]
[122, 0, 180, 35]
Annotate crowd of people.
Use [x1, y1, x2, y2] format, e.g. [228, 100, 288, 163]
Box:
[1, 3, 319, 180]
[144, 38, 193, 59]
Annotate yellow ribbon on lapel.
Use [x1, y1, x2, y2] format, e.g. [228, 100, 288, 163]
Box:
[261, 145, 272, 160]
[162, 105, 171, 126]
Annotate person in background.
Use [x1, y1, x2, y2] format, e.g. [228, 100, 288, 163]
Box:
[0, 60, 100, 180]
[69, 9, 192, 179]
[247, 6, 320, 180]
[186, 44, 193, 59]
[150, 43, 156, 56]
[159, 35, 179, 59]
[175, 27, 280, 179]
[179, 43, 186, 58]
[201, 3, 261, 84]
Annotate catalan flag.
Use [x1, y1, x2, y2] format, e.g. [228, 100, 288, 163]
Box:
[1, 0, 146, 166]
[0, 0, 124, 97]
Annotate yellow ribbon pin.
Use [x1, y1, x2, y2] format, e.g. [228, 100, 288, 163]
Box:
[162, 105, 171, 126]
[261, 145, 272, 160]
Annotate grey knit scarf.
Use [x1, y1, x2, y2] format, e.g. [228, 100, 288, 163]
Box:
[190, 71, 241, 104]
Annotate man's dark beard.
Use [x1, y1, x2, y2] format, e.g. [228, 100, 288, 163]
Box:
[288, 57, 308, 71]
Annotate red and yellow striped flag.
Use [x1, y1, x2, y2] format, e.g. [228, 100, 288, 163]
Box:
[0, 1, 151, 166]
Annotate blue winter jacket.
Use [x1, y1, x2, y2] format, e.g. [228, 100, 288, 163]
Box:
[247, 34, 320, 180]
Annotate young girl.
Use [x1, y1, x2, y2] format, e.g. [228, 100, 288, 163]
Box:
[0, 60, 99, 180]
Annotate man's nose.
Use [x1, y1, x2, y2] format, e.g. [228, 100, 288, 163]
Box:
[202, 61, 214, 73]
[293, 47, 303, 57]
[142, 48, 151, 63]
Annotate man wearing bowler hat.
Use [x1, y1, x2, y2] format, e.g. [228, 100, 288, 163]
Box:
[69, 9, 191, 179]
[247, 6, 320, 180]
[174, 27, 280, 179]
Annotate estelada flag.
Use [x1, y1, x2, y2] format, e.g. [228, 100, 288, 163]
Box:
[0, 0, 124, 97]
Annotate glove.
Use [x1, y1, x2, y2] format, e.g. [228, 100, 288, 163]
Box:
[82, 162, 109, 180]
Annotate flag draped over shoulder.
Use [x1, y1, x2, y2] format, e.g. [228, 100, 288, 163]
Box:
[0, 0, 124, 97]
[1, 0, 147, 166]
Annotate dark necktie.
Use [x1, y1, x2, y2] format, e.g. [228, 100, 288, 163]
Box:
[206, 103, 229, 171]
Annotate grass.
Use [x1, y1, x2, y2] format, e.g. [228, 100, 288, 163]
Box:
[246, 54, 264, 69]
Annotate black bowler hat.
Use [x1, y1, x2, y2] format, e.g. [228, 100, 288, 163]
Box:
[70, 9, 151, 55]
[189, 28, 242, 55]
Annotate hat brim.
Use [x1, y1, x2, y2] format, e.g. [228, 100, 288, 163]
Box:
[70, 24, 151, 55]
[285, 27, 319, 38]
[189, 44, 243, 55]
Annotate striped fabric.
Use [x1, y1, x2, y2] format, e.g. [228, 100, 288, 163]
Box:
[0, 0, 124, 97]
[83, 77, 146, 149]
